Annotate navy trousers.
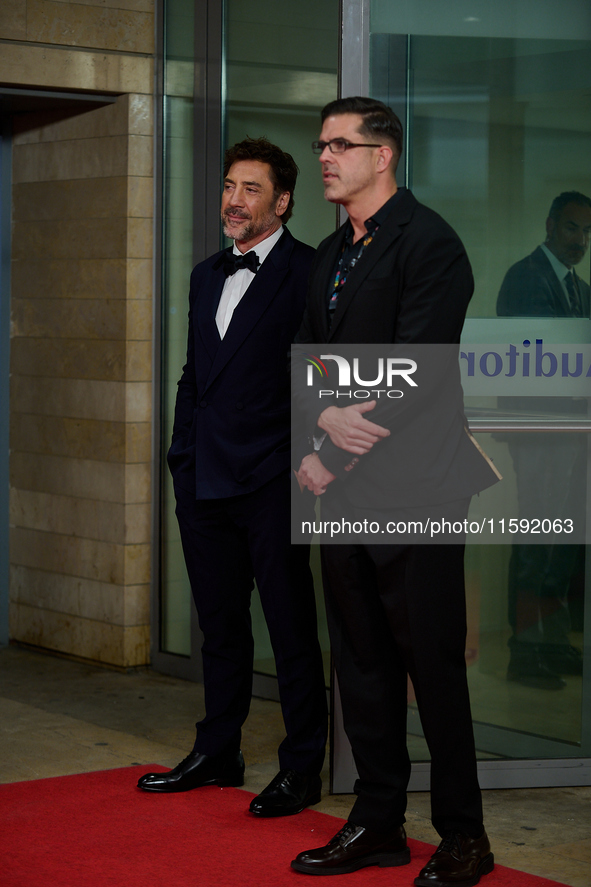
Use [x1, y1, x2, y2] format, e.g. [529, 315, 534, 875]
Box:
[174, 471, 328, 775]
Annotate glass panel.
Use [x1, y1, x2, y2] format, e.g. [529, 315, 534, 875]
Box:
[160, 0, 196, 655]
[0, 123, 10, 645]
[224, 0, 339, 250]
[224, 0, 340, 684]
[159, 0, 340, 672]
[369, 0, 590, 763]
[466, 538, 585, 750]
[370, 6, 591, 319]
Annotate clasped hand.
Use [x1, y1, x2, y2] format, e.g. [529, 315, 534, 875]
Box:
[296, 401, 389, 495]
[317, 400, 390, 454]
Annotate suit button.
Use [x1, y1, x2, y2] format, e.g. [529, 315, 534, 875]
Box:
[235, 402, 244, 410]
[199, 400, 207, 408]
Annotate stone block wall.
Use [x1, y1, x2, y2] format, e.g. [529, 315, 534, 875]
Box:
[2, 2, 156, 667]
[0, 0, 153, 94]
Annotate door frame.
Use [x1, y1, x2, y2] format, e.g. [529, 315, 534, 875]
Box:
[331, 3, 591, 788]
[0, 117, 11, 648]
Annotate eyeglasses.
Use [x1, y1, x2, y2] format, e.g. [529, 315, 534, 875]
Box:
[312, 139, 382, 155]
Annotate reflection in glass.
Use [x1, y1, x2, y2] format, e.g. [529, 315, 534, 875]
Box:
[224, 0, 339, 684]
[160, 0, 196, 655]
[465, 542, 584, 749]
[370, 0, 589, 766]
[468, 429, 585, 749]
[497, 194, 591, 320]
[370, 14, 591, 317]
[491, 430, 584, 683]
[405, 535, 584, 760]
[224, 0, 339, 250]
[159, 0, 339, 664]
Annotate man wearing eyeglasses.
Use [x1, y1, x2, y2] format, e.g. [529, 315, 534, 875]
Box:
[291, 97, 498, 887]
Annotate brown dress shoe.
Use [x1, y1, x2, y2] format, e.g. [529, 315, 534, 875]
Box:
[414, 831, 494, 887]
[291, 821, 410, 874]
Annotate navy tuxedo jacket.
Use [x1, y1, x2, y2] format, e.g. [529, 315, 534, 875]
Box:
[497, 245, 591, 317]
[294, 188, 500, 507]
[169, 228, 315, 499]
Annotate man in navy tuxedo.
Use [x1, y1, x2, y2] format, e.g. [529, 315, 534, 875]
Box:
[138, 137, 328, 816]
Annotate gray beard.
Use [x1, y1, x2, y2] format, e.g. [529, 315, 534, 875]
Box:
[221, 210, 277, 244]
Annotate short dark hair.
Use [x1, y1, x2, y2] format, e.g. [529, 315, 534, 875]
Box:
[320, 96, 403, 169]
[548, 191, 591, 222]
[223, 136, 299, 223]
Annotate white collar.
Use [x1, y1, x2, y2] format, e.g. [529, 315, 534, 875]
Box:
[541, 242, 571, 282]
[232, 225, 284, 265]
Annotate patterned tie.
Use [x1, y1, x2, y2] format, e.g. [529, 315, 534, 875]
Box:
[565, 271, 582, 317]
[329, 224, 380, 317]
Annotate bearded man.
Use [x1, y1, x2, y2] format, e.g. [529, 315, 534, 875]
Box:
[137, 137, 327, 817]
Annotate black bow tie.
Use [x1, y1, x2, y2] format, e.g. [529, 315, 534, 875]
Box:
[220, 250, 260, 277]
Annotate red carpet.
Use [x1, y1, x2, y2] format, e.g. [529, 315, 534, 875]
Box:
[1, 766, 570, 887]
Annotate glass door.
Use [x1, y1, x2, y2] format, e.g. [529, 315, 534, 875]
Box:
[0, 119, 10, 646]
[155, 0, 339, 690]
[333, 0, 591, 791]
[223, 0, 339, 691]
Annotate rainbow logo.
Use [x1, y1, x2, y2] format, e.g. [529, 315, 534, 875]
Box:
[304, 353, 329, 377]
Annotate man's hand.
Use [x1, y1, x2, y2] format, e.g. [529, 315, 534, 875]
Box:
[318, 401, 390, 454]
[296, 453, 336, 496]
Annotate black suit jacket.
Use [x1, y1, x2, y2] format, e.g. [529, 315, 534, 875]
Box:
[169, 228, 315, 499]
[496, 246, 590, 418]
[295, 188, 499, 508]
[497, 246, 591, 317]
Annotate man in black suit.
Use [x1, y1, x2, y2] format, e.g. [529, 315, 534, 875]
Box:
[497, 191, 591, 318]
[497, 191, 590, 689]
[290, 98, 498, 886]
[138, 137, 328, 816]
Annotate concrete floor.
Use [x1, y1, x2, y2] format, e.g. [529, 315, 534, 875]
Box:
[1, 644, 590, 886]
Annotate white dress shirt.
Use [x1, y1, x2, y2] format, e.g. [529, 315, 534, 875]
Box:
[215, 226, 284, 338]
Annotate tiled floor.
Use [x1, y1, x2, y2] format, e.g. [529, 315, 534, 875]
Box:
[1, 644, 589, 886]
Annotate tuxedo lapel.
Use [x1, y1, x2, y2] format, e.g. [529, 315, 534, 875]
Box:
[202, 230, 294, 393]
[195, 263, 224, 365]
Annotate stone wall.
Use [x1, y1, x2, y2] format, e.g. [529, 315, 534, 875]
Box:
[0, 0, 153, 94]
[2, 2, 155, 667]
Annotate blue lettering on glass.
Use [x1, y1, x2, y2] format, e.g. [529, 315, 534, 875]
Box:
[562, 353, 582, 377]
[535, 339, 557, 377]
[460, 340, 590, 378]
[505, 344, 518, 377]
[459, 351, 475, 375]
[480, 352, 503, 377]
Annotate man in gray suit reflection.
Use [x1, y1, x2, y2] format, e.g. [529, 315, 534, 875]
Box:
[497, 191, 591, 689]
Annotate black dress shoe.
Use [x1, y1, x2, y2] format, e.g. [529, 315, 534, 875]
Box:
[291, 822, 410, 874]
[507, 640, 566, 690]
[137, 749, 244, 793]
[541, 643, 583, 675]
[249, 769, 321, 817]
[414, 831, 494, 887]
